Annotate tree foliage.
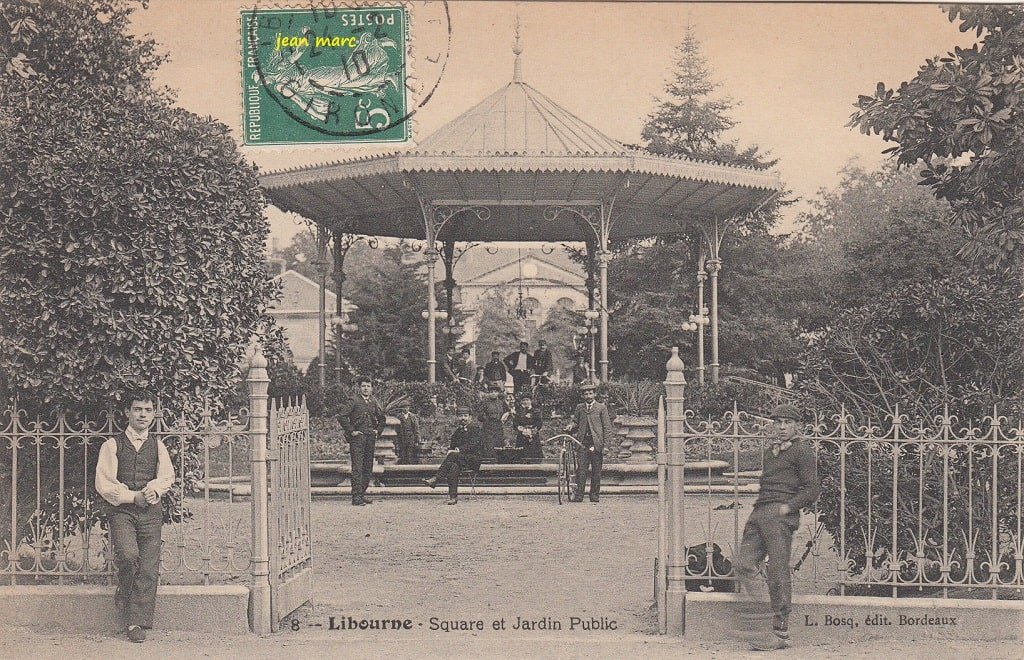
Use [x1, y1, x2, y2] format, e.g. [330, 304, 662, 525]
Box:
[600, 24, 802, 382]
[344, 245, 430, 381]
[0, 0, 281, 418]
[849, 5, 1024, 268]
[472, 286, 527, 364]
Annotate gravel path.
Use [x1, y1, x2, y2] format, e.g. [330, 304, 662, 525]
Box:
[2, 495, 1020, 658]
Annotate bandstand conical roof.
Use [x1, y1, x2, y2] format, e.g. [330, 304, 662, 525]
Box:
[261, 54, 783, 242]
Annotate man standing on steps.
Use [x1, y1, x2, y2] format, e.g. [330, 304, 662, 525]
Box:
[338, 377, 385, 506]
[564, 382, 614, 503]
[734, 403, 820, 649]
[504, 341, 535, 394]
[95, 391, 174, 643]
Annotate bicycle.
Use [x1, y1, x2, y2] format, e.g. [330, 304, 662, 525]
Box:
[546, 433, 583, 505]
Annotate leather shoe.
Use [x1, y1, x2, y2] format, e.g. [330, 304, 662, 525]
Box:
[446, 498, 458, 505]
[127, 625, 146, 643]
[422, 477, 437, 489]
[590, 496, 600, 503]
[352, 500, 367, 506]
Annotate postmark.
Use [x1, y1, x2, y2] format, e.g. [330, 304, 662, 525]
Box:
[242, 5, 422, 145]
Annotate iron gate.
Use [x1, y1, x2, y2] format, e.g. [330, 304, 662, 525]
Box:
[268, 397, 313, 631]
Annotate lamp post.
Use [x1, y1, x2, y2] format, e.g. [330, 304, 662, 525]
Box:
[681, 306, 710, 385]
[422, 309, 450, 377]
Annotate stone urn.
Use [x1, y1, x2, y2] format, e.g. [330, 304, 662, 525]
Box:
[375, 415, 400, 464]
[614, 414, 658, 463]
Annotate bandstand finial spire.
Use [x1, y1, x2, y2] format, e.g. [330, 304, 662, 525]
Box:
[512, 10, 523, 83]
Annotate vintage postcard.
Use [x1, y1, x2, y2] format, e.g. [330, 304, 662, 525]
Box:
[1, 0, 1022, 658]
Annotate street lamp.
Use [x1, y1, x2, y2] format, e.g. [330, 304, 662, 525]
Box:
[681, 306, 710, 385]
[576, 309, 601, 382]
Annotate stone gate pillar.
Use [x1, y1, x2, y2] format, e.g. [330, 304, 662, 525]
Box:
[247, 346, 272, 635]
[663, 347, 687, 635]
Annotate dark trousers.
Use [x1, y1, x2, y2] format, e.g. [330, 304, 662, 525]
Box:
[735, 503, 799, 619]
[574, 444, 603, 500]
[349, 434, 377, 502]
[108, 504, 163, 628]
[510, 371, 531, 393]
[435, 453, 475, 498]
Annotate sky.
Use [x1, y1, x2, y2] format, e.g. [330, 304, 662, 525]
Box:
[131, 1, 977, 248]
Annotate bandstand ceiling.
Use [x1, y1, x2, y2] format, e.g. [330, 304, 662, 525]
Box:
[260, 67, 784, 243]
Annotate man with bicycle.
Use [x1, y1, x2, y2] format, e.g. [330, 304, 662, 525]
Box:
[564, 383, 614, 503]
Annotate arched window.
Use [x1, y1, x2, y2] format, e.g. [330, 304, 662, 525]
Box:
[523, 297, 541, 317]
[556, 297, 575, 310]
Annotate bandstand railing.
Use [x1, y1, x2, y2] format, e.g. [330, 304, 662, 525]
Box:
[676, 403, 1024, 599]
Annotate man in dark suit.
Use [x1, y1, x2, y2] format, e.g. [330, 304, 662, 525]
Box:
[422, 407, 482, 505]
[564, 383, 615, 503]
[504, 341, 535, 394]
[532, 339, 554, 384]
[337, 377, 385, 506]
[482, 351, 507, 387]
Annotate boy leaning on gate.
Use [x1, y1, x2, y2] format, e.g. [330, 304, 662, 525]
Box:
[734, 403, 820, 649]
[94, 391, 175, 643]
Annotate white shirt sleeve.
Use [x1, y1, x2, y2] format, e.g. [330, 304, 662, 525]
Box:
[146, 440, 175, 497]
[94, 437, 135, 506]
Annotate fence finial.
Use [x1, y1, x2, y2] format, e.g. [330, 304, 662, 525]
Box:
[665, 346, 685, 384]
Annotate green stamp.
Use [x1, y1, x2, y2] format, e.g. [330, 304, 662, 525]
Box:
[241, 7, 409, 145]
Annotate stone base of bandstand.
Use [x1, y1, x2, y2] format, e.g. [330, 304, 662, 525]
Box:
[0, 585, 250, 634]
[679, 592, 1024, 643]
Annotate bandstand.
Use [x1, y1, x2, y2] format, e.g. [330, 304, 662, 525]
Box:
[260, 44, 782, 383]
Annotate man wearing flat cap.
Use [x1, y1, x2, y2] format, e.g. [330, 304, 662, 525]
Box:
[564, 383, 614, 503]
[422, 406, 482, 505]
[734, 403, 820, 648]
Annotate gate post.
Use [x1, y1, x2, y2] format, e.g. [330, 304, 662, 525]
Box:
[664, 347, 687, 635]
[247, 346, 272, 635]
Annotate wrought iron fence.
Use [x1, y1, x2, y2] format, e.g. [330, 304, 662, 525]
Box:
[0, 402, 253, 586]
[679, 403, 1024, 599]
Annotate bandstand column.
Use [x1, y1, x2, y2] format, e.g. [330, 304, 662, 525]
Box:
[598, 248, 610, 382]
[313, 226, 331, 389]
[425, 245, 439, 384]
[707, 257, 721, 384]
[696, 252, 707, 386]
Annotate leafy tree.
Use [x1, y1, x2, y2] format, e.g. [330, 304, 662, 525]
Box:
[472, 287, 527, 363]
[344, 244, 430, 380]
[850, 5, 1024, 269]
[792, 163, 959, 330]
[536, 304, 580, 380]
[0, 0, 281, 553]
[599, 23, 801, 383]
[0, 0, 280, 416]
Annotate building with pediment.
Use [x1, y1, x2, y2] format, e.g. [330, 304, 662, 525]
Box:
[449, 246, 587, 348]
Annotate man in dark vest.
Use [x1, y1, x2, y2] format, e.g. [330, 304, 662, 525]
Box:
[338, 377, 386, 506]
[422, 407, 482, 505]
[564, 382, 614, 503]
[95, 391, 174, 643]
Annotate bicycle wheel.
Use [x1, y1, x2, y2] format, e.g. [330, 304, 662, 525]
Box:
[565, 447, 580, 501]
[558, 449, 570, 505]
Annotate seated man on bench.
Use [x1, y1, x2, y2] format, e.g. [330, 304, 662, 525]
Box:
[422, 407, 482, 505]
